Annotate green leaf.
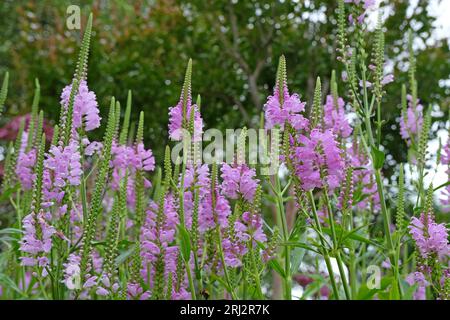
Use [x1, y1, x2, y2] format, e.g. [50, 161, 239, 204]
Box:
[281, 242, 320, 254]
[0, 184, 20, 202]
[0, 274, 26, 297]
[372, 148, 385, 170]
[322, 226, 383, 249]
[0, 228, 22, 235]
[267, 259, 286, 278]
[115, 244, 135, 265]
[434, 180, 450, 192]
[356, 276, 393, 300]
[389, 278, 400, 300]
[177, 225, 191, 262]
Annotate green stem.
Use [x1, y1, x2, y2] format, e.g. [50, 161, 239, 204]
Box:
[185, 262, 196, 300]
[323, 191, 351, 300]
[308, 191, 340, 299]
[274, 175, 291, 300]
[216, 226, 238, 300]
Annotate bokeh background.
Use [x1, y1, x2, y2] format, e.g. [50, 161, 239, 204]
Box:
[0, 0, 449, 179]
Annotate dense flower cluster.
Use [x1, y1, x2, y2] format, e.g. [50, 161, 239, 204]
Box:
[19, 210, 56, 273]
[168, 89, 203, 141]
[294, 128, 344, 192]
[220, 163, 259, 202]
[400, 95, 423, 145]
[345, 0, 376, 24]
[3, 10, 450, 301]
[409, 213, 449, 260]
[264, 81, 309, 130]
[60, 80, 101, 131]
[323, 95, 352, 138]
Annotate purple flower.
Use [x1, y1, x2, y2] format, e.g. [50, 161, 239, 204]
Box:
[200, 187, 231, 232]
[44, 140, 82, 200]
[406, 272, 429, 300]
[16, 148, 36, 190]
[345, 0, 376, 24]
[83, 139, 103, 156]
[400, 95, 423, 145]
[294, 128, 344, 192]
[381, 74, 394, 85]
[324, 95, 352, 138]
[345, 140, 380, 211]
[19, 210, 56, 271]
[264, 81, 309, 130]
[140, 196, 182, 287]
[220, 163, 259, 202]
[60, 80, 101, 131]
[408, 213, 449, 260]
[109, 142, 155, 207]
[168, 87, 203, 141]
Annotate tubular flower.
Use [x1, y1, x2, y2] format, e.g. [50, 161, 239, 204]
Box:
[294, 128, 344, 192]
[15, 130, 37, 190]
[200, 186, 231, 232]
[408, 213, 449, 260]
[264, 81, 309, 131]
[223, 211, 268, 268]
[345, 0, 376, 24]
[406, 272, 429, 300]
[139, 197, 190, 299]
[323, 95, 352, 138]
[220, 163, 259, 202]
[399, 94, 423, 145]
[109, 142, 155, 206]
[19, 210, 56, 274]
[168, 96, 203, 142]
[43, 140, 82, 205]
[60, 80, 101, 131]
[346, 140, 380, 211]
[16, 149, 37, 190]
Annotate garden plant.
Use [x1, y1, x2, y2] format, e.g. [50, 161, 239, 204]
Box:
[0, 0, 448, 300]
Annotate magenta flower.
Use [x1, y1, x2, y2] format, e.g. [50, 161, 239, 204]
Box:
[264, 81, 309, 130]
[200, 186, 231, 232]
[294, 128, 344, 192]
[45, 140, 82, 188]
[408, 213, 449, 260]
[19, 210, 56, 274]
[345, 0, 376, 24]
[222, 211, 268, 268]
[406, 272, 429, 300]
[220, 163, 259, 202]
[60, 80, 101, 131]
[168, 87, 203, 141]
[109, 142, 155, 207]
[16, 148, 37, 190]
[400, 95, 423, 145]
[345, 140, 380, 211]
[324, 95, 352, 138]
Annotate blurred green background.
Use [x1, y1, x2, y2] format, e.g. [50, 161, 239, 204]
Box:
[0, 0, 449, 166]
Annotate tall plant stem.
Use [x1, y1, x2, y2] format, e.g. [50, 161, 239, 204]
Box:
[274, 174, 291, 300]
[323, 191, 351, 300]
[185, 262, 197, 300]
[308, 191, 340, 299]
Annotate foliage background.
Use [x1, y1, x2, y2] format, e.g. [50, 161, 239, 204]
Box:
[0, 0, 449, 183]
